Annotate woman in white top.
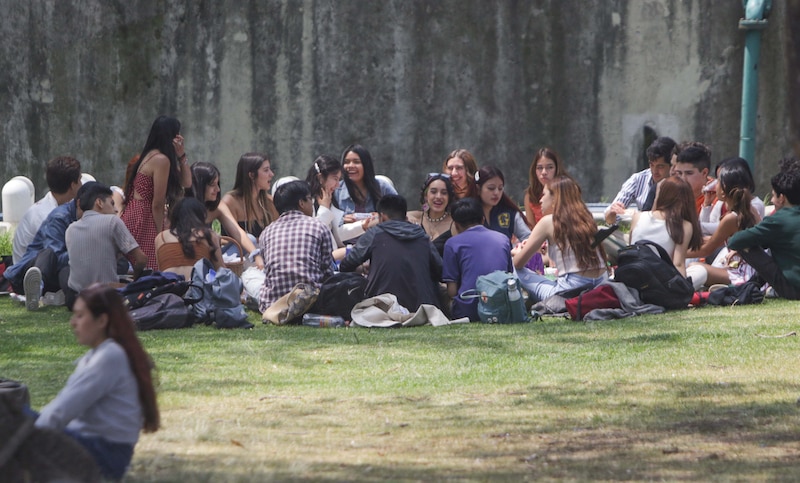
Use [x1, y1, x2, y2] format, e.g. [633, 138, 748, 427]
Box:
[35, 284, 159, 480]
[306, 155, 377, 260]
[629, 176, 702, 277]
[513, 175, 608, 302]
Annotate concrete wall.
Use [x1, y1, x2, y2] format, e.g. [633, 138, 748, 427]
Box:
[1, 0, 795, 207]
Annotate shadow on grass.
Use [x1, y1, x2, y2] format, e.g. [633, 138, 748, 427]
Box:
[127, 434, 800, 483]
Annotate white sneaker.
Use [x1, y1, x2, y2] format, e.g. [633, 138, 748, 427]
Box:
[42, 290, 66, 306]
[23, 267, 42, 311]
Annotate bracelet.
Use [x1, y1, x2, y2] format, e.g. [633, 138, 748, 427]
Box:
[178, 153, 187, 161]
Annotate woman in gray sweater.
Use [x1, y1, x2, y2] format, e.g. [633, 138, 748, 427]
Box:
[35, 284, 160, 480]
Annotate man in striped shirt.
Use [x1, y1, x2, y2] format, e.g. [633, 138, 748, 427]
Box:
[66, 183, 147, 309]
[604, 136, 676, 225]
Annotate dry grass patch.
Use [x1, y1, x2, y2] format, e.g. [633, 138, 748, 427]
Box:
[2, 297, 800, 481]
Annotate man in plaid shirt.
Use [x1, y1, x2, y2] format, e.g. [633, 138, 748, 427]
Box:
[258, 180, 334, 313]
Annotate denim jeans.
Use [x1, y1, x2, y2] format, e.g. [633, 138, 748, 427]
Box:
[25, 407, 135, 481]
[64, 429, 134, 481]
[518, 266, 609, 302]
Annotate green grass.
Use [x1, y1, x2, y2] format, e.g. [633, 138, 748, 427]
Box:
[2, 297, 799, 481]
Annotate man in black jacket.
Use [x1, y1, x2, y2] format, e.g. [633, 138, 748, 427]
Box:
[339, 195, 442, 311]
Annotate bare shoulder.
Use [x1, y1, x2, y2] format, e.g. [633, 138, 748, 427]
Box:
[407, 210, 423, 224]
[139, 151, 169, 175]
[221, 192, 244, 218]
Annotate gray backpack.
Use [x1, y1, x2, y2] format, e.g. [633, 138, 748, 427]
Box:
[188, 259, 254, 329]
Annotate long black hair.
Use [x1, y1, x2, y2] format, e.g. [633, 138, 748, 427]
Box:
[718, 159, 758, 231]
[125, 116, 183, 206]
[474, 165, 531, 228]
[306, 155, 342, 211]
[168, 197, 218, 263]
[191, 161, 221, 212]
[341, 144, 382, 209]
[79, 284, 159, 432]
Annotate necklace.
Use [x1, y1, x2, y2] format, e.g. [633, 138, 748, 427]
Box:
[426, 210, 449, 223]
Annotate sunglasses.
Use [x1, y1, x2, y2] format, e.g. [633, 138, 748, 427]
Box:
[426, 172, 451, 180]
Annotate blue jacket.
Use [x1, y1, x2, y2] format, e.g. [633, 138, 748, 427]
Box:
[334, 177, 397, 214]
[4, 200, 78, 287]
[485, 205, 531, 242]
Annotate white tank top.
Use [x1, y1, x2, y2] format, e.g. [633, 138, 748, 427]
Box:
[548, 240, 604, 275]
[630, 211, 676, 258]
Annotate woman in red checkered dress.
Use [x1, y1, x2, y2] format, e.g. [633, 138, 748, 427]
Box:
[121, 116, 192, 270]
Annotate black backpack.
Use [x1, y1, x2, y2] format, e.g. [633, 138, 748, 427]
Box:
[118, 271, 193, 309]
[315, 272, 367, 321]
[613, 240, 694, 310]
[129, 293, 195, 330]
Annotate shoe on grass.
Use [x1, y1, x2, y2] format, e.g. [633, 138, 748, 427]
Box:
[42, 290, 66, 306]
[23, 267, 42, 311]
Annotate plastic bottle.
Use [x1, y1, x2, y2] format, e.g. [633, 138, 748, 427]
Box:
[302, 313, 346, 328]
[507, 279, 526, 322]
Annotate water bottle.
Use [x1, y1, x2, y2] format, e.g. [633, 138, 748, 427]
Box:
[507, 279, 526, 322]
[302, 313, 346, 328]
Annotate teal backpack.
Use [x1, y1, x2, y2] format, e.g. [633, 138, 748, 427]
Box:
[460, 270, 530, 323]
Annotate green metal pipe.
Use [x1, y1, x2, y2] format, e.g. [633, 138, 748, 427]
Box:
[739, 28, 763, 171]
[738, 0, 771, 174]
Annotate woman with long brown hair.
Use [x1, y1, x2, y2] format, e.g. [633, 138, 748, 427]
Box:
[524, 147, 564, 226]
[442, 148, 479, 199]
[513, 175, 608, 301]
[34, 284, 159, 480]
[686, 160, 762, 288]
[629, 176, 702, 276]
[221, 152, 279, 239]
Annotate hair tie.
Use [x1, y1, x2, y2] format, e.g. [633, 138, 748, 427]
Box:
[474, 171, 480, 182]
[314, 162, 321, 174]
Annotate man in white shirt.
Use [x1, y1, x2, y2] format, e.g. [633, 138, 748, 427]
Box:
[604, 137, 676, 225]
[12, 156, 82, 264]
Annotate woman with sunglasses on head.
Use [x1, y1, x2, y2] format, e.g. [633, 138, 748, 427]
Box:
[34, 284, 159, 481]
[524, 147, 564, 226]
[220, 152, 279, 240]
[190, 161, 264, 269]
[513, 175, 609, 302]
[442, 149, 479, 199]
[408, 173, 456, 241]
[473, 166, 532, 243]
[335, 144, 397, 222]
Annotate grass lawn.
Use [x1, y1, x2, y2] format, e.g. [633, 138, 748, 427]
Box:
[2, 296, 799, 482]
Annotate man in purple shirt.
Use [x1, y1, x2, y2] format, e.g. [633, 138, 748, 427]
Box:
[442, 198, 513, 321]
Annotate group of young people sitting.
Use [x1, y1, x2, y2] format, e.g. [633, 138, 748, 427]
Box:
[7, 122, 800, 321]
[8, 114, 800, 480]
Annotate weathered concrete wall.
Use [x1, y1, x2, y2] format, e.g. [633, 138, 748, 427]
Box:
[0, 0, 795, 207]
